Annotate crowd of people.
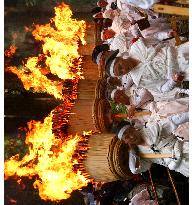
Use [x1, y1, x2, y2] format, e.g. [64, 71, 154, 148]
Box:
[86, 0, 189, 204]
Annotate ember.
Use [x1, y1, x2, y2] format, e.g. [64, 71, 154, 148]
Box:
[4, 45, 17, 58]
[9, 199, 17, 204]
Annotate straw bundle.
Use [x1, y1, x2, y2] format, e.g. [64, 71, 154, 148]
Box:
[92, 98, 112, 132]
[83, 133, 133, 182]
[95, 79, 107, 99]
[98, 64, 105, 78]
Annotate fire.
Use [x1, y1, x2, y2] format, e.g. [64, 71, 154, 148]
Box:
[32, 3, 86, 80]
[4, 45, 17, 57]
[6, 3, 86, 98]
[6, 60, 63, 100]
[4, 115, 89, 201]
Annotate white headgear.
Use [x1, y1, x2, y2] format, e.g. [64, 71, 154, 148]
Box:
[96, 52, 103, 64]
[109, 59, 116, 77]
[118, 125, 130, 140]
[111, 88, 118, 100]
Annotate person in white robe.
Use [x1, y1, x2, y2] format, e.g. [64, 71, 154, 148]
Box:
[110, 11, 173, 42]
[128, 38, 189, 91]
[107, 73, 134, 90]
[116, 118, 189, 177]
[106, 38, 189, 95]
[109, 87, 189, 127]
[101, 29, 133, 54]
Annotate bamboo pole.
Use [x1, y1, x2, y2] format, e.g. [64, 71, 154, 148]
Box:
[139, 153, 174, 159]
[153, 4, 189, 16]
[113, 111, 152, 119]
[167, 168, 181, 205]
[148, 170, 159, 205]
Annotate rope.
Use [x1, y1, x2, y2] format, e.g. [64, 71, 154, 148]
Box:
[148, 169, 159, 205]
[166, 168, 181, 205]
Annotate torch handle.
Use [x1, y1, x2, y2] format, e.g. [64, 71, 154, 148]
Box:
[139, 153, 173, 159]
[113, 111, 152, 119]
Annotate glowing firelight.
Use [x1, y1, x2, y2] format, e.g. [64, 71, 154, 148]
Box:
[6, 3, 86, 98]
[32, 3, 86, 80]
[4, 45, 17, 57]
[4, 115, 89, 201]
[6, 58, 63, 100]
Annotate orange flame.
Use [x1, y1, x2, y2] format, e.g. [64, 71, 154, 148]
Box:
[32, 3, 86, 80]
[5, 45, 17, 57]
[6, 59, 63, 100]
[6, 3, 86, 98]
[4, 115, 89, 201]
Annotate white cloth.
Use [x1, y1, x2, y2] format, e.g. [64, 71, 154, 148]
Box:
[125, 0, 159, 9]
[129, 122, 189, 177]
[124, 86, 189, 128]
[109, 33, 133, 54]
[121, 73, 134, 89]
[110, 15, 132, 34]
[169, 112, 189, 126]
[128, 39, 189, 93]
[147, 97, 189, 118]
[129, 189, 156, 205]
[125, 85, 154, 108]
[172, 122, 189, 141]
[119, 72, 185, 101]
[130, 18, 172, 41]
[117, 0, 145, 21]
[160, 79, 177, 93]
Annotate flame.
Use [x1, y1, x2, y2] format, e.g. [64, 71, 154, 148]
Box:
[6, 61, 63, 100]
[4, 45, 17, 57]
[4, 115, 89, 201]
[32, 3, 86, 80]
[6, 3, 86, 98]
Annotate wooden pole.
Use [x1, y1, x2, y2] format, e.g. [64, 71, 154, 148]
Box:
[148, 169, 159, 205]
[167, 168, 181, 205]
[170, 16, 182, 46]
[113, 111, 152, 119]
[153, 4, 189, 16]
[139, 153, 173, 159]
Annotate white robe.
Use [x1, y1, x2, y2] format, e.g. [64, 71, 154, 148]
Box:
[110, 15, 132, 34]
[125, 0, 159, 9]
[117, 0, 145, 21]
[129, 122, 189, 177]
[108, 33, 133, 54]
[124, 85, 189, 128]
[129, 18, 172, 41]
[128, 38, 189, 93]
[120, 73, 134, 90]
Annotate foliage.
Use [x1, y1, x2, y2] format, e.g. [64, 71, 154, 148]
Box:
[109, 101, 127, 114]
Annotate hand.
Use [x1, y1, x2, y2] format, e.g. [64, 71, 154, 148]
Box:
[172, 72, 185, 82]
[127, 105, 136, 119]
